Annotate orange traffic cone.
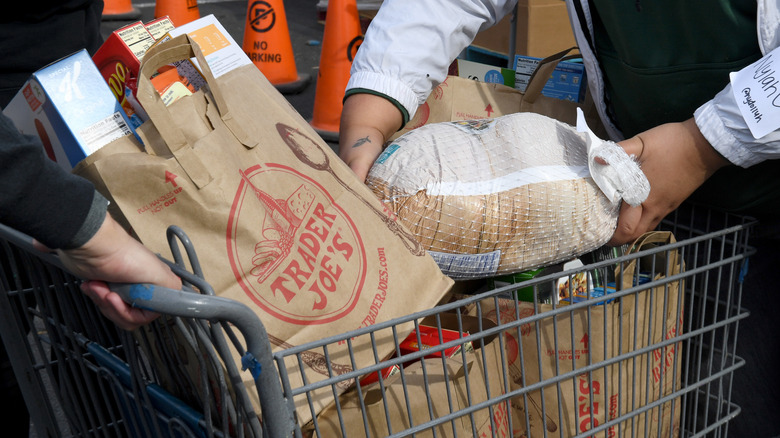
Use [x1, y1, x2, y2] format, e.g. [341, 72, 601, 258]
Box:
[310, 0, 363, 142]
[102, 0, 142, 20]
[155, 0, 200, 26]
[242, 0, 311, 94]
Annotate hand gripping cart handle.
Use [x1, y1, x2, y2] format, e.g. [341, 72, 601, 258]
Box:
[0, 222, 298, 438]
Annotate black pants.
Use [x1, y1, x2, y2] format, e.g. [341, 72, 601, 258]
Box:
[0, 343, 29, 437]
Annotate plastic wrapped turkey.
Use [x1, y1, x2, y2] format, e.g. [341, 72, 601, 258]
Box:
[366, 110, 650, 279]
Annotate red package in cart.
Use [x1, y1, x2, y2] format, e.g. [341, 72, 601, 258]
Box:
[92, 18, 174, 126]
[360, 314, 470, 386]
[398, 322, 467, 358]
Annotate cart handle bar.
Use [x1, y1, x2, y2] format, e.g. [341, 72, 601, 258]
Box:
[111, 282, 297, 436]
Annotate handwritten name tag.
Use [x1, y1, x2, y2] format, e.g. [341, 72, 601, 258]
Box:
[730, 46, 780, 139]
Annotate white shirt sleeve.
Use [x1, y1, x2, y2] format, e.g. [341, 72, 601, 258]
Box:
[695, 82, 780, 168]
[347, 0, 518, 120]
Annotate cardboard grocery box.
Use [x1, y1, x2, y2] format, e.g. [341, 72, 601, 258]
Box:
[448, 58, 516, 88]
[144, 16, 176, 40]
[514, 54, 586, 102]
[92, 21, 157, 127]
[92, 18, 175, 126]
[471, 0, 575, 60]
[398, 321, 467, 358]
[559, 272, 652, 305]
[159, 14, 253, 79]
[3, 50, 138, 171]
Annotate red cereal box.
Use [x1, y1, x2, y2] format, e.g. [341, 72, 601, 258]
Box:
[92, 21, 156, 126]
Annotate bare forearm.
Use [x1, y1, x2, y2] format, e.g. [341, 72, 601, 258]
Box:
[339, 93, 404, 181]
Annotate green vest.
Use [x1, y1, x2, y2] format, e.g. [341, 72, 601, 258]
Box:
[591, 0, 761, 137]
[591, 0, 780, 219]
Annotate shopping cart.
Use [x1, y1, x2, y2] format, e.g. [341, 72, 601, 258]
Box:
[0, 202, 755, 438]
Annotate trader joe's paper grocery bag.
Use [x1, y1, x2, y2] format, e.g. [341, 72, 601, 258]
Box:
[470, 231, 682, 437]
[75, 34, 453, 424]
[393, 47, 608, 140]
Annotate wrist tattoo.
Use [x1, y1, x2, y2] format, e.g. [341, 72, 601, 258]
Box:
[352, 136, 371, 148]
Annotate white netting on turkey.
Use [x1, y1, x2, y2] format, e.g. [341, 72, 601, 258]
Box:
[366, 111, 649, 279]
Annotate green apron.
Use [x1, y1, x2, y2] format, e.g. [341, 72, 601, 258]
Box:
[590, 0, 780, 219]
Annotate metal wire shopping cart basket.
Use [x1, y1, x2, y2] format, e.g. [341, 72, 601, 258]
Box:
[0, 202, 755, 437]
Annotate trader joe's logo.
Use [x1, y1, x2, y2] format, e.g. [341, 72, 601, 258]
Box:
[227, 163, 366, 325]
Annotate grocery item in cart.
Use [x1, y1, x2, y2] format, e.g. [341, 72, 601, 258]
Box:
[359, 313, 470, 385]
[367, 110, 649, 279]
[92, 20, 160, 126]
[3, 50, 140, 171]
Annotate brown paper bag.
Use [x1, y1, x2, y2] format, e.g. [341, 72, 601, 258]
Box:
[472, 231, 683, 437]
[473, 290, 614, 436]
[74, 34, 453, 425]
[393, 47, 607, 140]
[609, 231, 684, 437]
[312, 314, 511, 437]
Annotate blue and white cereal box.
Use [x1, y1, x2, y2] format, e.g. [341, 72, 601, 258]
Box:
[3, 49, 138, 171]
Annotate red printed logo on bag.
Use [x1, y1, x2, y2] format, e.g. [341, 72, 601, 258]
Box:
[407, 102, 430, 130]
[227, 163, 366, 325]
[576, 373, 601, 435]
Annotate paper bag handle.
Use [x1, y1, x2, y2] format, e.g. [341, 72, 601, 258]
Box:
[135, 36, 214, 188]
[136, 35, 256, 188]
[615, 231, 678, 290]
[524, 47, 581, 104]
